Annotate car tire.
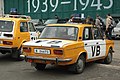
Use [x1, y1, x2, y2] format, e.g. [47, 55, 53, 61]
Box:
[35, 63, 46, 70]
[1, 51, 6, 54]
[12, 47, 24, 61]
[70, 55, 85, 74]
[103, 49, 113, 64]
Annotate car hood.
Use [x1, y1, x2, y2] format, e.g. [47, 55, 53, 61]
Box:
[23, 39, 75, 48]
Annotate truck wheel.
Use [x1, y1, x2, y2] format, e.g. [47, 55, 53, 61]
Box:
[1, 51, 6, 54]
[103, 49, 113, 64]
[70, 55, 85, 74]
[17, 47, 24, 61]
[35, 63, 46, 70]
[12, 47, 24, 61]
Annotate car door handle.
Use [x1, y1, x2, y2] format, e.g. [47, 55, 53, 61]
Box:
[85, 43, 87, 46]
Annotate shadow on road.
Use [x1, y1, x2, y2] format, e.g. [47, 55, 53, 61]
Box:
[31, 62, 97, 75]
[0, 53, 15, 62]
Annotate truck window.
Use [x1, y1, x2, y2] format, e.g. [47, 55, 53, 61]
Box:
[20, 22, 28, 32]
[0, 20, 14, 32]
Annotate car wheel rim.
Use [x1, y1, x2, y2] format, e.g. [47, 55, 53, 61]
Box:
[107, 52, 112, 62]
[77, 59, 84, 71]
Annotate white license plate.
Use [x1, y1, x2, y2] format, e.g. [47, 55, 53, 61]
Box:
[34, 49, 50, 54]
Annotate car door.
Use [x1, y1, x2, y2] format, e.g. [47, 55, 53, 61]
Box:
[28, 22, 38, 40]
[92, 27, 106, 58]
[82, 27, 106, 60]
[18, 22, 30, 43]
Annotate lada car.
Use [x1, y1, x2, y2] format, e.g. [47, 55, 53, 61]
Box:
[0, 15, 39, 60]
[22, 23, 114, 73]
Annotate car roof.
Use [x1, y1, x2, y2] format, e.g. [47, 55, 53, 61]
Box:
[47, 23, 92, 28]
[0, 17, 30, 21]
[0, 15, 31, 21]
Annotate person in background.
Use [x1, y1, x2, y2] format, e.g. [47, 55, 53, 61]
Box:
[86, 16, 94, 25]
[95, 14, 106, 37]
[86, 16, 91, 24]
[106, 13, 113, 40]
[95, 14, 101, 28]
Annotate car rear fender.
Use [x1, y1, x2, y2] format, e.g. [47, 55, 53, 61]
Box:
[106, 46, 114, 56]
[75, 51, 87, 63]
[106, 41, 114, 56]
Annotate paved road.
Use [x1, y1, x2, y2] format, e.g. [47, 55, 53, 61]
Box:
[0, 40, 120, 80]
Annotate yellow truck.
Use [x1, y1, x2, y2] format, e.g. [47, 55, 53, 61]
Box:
[0, 15, 39, 60]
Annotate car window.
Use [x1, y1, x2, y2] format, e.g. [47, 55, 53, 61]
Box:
[40, 26, 78, 40]
[35, 25, 45, 33]
[28, 22, 36, 32]
[92, 28, 102, 39]
[0, 20, 14, 32]
[116, 22, 120, 28]
[83, 27, 93, 40]
[44, 19, 58, 25]
[20, 22, 28, 32]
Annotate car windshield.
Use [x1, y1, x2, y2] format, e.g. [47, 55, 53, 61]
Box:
[116, 22, 120, 28]
[0, 20, 14, 32]
[40, 26, 78, 40]
[44, 19, 58, 25]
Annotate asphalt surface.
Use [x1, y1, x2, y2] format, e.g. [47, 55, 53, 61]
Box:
[0, 40, 120, 80]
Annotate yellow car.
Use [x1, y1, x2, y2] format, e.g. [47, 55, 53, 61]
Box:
[0, 15, 39, 60]
[22, 23, 114, 73]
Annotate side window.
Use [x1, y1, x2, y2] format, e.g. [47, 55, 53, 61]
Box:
[20, 22, 28, 32]
[83, 27, 93, 40]
[28, 22, 36, 32]
[92, 28, 102, 39]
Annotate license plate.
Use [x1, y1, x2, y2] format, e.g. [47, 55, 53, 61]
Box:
[34, 49, 50, 54]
